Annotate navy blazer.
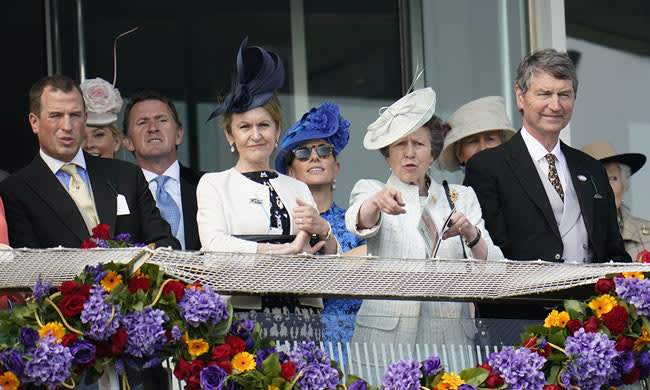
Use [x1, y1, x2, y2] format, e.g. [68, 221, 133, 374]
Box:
[179, 164, 202, 250]
[465, 131, 629, 263]
[0, 153, 180, 249]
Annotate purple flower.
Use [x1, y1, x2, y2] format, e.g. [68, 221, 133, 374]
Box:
[639, 351, 650, 379]
[347, 380, 367, 390]
[178, 285, 229, 327]
[23, 335, 73, 388]
[562, 328, 618, 390]
[615, 276, 650, 316]
[458, 385, 477, 390]
[114, 233, 132, 243]
[19, 327, 40, 347]
[121, 307, 168, 358]
[423, 355, 443, 376]
[382, 359, 423, 390]
[170, 325, 182, 341]
[80, 288, 121, 340]
[200, 365, 227, 390]
[70, 340, 96, 364]
[256, 346, 277, 369]
[93, 238, 110, 248]
[32, 278, 51, 300]
[289, 341, 339, 390]
[0, 349, 25, 376]
[488, 346, 546, 390]
[86, 263, 106, 285]
[230, 320, 255, 350]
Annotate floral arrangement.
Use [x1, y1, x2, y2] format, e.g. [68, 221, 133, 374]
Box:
[80, 223, 145, 249]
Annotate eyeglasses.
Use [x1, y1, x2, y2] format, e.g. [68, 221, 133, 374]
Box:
[292, 144, 334, 161]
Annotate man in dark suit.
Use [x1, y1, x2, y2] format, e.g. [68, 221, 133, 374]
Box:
[464, 49, 629, 327]
[0, 75, 180, 250]
[122, 91, 201, 250]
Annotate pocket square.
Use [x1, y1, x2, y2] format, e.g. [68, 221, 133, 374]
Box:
[116, 194, 130, 215]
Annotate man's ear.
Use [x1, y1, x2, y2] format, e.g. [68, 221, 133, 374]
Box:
[122, 136, 135, 152]
[28, 113, 39, 135]
[175, 126, 184, 146]
[515, 85, 525, 111]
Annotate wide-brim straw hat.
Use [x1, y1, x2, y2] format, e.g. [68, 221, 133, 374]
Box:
[439, 96, 515, 171]
[580, 141, 646, 175]
[363, 87, 436, 150]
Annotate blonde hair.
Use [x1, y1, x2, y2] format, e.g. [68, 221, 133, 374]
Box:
[222, 92, 283, 134]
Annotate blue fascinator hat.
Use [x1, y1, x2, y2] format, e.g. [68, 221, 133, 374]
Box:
[275, 102, 350, 174]
[207, 37, 285, 121]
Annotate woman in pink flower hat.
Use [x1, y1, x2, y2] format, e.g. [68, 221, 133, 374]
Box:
[80, 78, 124, 158]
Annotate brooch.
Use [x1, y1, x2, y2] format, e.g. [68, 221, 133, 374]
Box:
[448, 189, 459, 205]
[642, 226, 649, 236]
[249, 198, 262, 204]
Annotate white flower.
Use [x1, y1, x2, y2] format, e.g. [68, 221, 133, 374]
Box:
[81, 78, 123, 114]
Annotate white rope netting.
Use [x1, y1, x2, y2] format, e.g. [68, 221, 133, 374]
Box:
[1, 247, 649, 299]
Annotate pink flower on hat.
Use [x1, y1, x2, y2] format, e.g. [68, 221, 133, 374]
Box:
[81, 78, 123, 115]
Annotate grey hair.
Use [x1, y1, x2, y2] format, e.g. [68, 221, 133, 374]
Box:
[616, 162, 632, 193]
[380, 114, 444, 159]
[515, 49, 578, 96]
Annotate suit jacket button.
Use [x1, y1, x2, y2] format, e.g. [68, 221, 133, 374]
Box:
[554, 254, 561, 260]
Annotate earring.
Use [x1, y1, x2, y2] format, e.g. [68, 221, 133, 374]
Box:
[275, 140, 279, 149]
[230, 143, 236, 153]
[332, 179, 336, 191]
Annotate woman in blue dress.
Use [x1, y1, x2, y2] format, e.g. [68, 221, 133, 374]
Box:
[275, 102, 365, 346]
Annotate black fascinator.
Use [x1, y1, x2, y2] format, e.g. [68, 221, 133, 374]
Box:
[207, 37, 285, 121]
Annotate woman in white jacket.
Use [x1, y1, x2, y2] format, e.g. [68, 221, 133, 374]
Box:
[345, 87, 503, 352]
[197, 38, 338, 340]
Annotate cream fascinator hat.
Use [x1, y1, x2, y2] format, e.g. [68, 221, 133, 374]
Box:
[439, 96, 515, 171]
[363, 87, 436, 150]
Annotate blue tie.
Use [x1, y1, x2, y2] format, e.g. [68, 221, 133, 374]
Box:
[153, 175, 180, 236]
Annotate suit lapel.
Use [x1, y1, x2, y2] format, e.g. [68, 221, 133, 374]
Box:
[86, 154, 117, 235]
[506, 132, 562, 240]
[24, 156, 90, 241]
[179, 165, 199, 248]
[562, 143, 595, 240]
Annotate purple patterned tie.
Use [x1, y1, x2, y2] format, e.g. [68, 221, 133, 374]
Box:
[545, 153, 564, 201]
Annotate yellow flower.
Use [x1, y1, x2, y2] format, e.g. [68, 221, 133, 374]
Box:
[437, 372, 465, 390]
[134, 269, 150, 280]
[38, 321, 66, 342]
[186, 338, 210, 357]
[101, 270, 123, 292]
[268, 386, 280, 390]
[589, 294, 618, 318]
[623, 272, 645, 280]
[231, 351, 256, 372]
[543, 310, 571, 328]
[635, 327, 650, 351]
[0, 371, 20, 390]
[181, 332, 189, 344]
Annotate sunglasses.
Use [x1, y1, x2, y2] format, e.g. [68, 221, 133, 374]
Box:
[292, 144, 334, 161]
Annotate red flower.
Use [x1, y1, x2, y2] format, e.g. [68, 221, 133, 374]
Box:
[93, 340, 112, 358]
[602, 305, 628, 335]
[81, 239, 98, 248]
[212, 344, 232, 362]
[189, 359, 206, 376]
[543, 385, 562, 390]
[484, 372, 504, 388]
[616, 335, 635, 351]
[281, 361, 296, 380]
[162, 281, 185, 301]
[78, 283, 91, 298]
[110, 328, 128, 355]
[594, 278, 615, 294]
[623, 366, 641, 384]
[59, 294, 87, 318]
[127, 277, 151, 294]
[92, 224, 111, 240]
[476, 363, 492, 371]
[522, 336, 551, 357]
[185, 376, 201, 390]
[225, 335, 246, 354]
[637, 250, 650, 263]
[61, 333, 78, 347]
[59, 281, 80, 295]
[216, 361, 232, 374]
[567, 319, 582, 336]
[584, 316, 600, 332]
[173, 357, 192, 380]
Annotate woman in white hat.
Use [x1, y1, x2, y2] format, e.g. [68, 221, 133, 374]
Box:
[581, 141, 648, 260]
[80, 78, 124, 158]
[345, 88, 503, 350]
[439, 96, 515, 179]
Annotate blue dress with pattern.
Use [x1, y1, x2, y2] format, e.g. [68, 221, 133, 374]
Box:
[320, 203, 366, 345]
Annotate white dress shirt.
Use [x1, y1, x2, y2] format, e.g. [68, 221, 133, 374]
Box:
[142, 160, 186, 249]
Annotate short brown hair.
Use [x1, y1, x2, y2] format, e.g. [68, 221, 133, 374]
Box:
[122, 90, 182, 135]
[222, 92, 283, 135]
[29, 75, 85, 116]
